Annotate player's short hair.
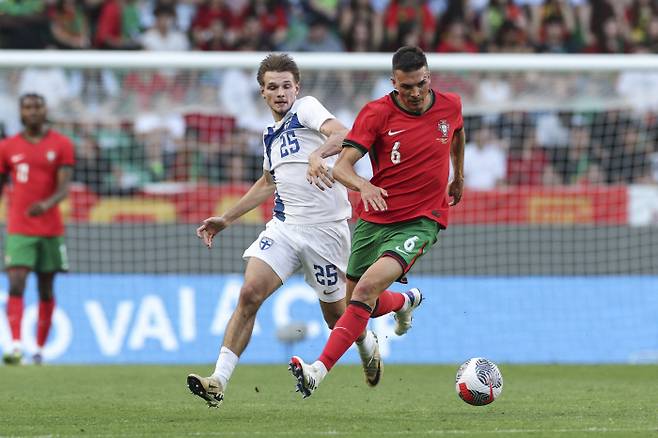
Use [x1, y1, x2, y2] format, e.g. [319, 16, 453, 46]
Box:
[257, 53, 300, 86]
[19, 93, 45, 106]
[392, 46, 428, 73]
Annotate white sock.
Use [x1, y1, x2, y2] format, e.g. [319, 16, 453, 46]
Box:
[356, 330, 376, 360]
[212, 346, 239, 389]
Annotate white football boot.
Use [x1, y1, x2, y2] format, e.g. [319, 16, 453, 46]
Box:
[394, 288, 423, 336]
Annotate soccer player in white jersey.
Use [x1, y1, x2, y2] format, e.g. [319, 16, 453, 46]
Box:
[186, 54, 382, 408]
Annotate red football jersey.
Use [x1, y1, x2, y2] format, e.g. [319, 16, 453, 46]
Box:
[0, 130, 75, 236]
[344, 90, 463, 227]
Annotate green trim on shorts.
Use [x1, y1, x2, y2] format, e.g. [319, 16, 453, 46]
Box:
[4, 234, 69, 272]
[346, 218, 440, 281]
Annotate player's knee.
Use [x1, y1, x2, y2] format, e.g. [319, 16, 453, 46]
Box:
[351, 279, 380, 304]
[236, 283, 266, 314]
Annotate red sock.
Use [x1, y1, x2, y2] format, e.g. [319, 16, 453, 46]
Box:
[37, 299, 55, 348]
[318, 302, 371, 371]
[7, 296, 23, 342]
[370, 290, 405, 318]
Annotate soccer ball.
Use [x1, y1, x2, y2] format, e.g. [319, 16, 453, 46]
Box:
[455, 357, 503, 406]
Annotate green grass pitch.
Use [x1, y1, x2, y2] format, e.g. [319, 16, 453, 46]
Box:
[1, 364, 657, 437]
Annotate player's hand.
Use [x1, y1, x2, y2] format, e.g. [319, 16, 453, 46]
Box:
[27, 201, 49, 216]
[449, 177, 464, 206]
[306, 152, 334, 191]
[196, 216, 229, 248]
[361, 182, 388, 212]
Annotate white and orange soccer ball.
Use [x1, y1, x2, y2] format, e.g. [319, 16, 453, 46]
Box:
[455, 357, 503, 406]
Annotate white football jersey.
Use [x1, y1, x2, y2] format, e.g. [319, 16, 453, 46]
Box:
[262, 96, 351, 224]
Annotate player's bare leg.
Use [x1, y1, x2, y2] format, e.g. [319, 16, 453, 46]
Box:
[188, 257, 282, 408]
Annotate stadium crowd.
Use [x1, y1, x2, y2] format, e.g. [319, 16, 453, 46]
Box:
[2, 0, 658, 54]
[0, 0, 657, 192]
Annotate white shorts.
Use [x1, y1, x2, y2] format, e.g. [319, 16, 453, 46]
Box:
[243, 219, 350, 303]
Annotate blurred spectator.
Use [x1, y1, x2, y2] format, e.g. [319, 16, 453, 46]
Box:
[529, 0, 576, 45]
[68, 69, 120, 117]
[464, 125, 508, 189]
[626, 0, 656, 46]
[134, 93, 186, 181]
[476, 73, 512, 110]
[536, 111, 570, 149]
[284, 15, 344, 51]
[555, 121, 595, 184]
[241, 0, 288, 50]
[73, 132, 122, 195]
[606, 123, 653, 183]
[0, 70, 22, 137]
[234, 15, 271, 50]
[491, 20, 533, 52]
[506, 127, 550, 186]
[535, 16, 570, 52]
[18, 67, 73, 111]
[303, 0, 339, 24]
[383, 0, 435, 50]
[576, 161, 606, 185]
[138, 0, 195, 33]
[139, 4, 189, 51]
[95, 0, 142, 49]
[190, 0, 239, 50]
[586, 17, 630, 53]
[616, 67, 658, 114]
[49, 0, 91, 49]
[435, 20, 478, 52]
[0, 0, 50, 48]
[645, 15, 658, 51]
[479, 0, 527, 50]
[338, 0, 383, 51]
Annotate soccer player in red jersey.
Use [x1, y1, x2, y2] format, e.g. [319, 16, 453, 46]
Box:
[289, 46, 465, 397]
[0, 94, 75, 365]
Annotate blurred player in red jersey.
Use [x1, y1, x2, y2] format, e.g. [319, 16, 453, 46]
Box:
[290, 46, 465, 397]
[0, 94, 75, 365]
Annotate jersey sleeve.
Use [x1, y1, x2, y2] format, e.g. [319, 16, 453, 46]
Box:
[296, 96, 335, 132]
[59, 135, 76, 167]
[344, 103, 380, 156]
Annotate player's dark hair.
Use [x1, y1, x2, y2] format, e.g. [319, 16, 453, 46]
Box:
[257, 53, 300, 86]
[392, 46, 428, 73]
[19, 93, 45, 107]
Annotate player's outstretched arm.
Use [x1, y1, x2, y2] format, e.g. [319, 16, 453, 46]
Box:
[449, 128, 465, 206]
[196, 171, 275, 248]
[333, 147, 388, 212]
[307, 118, 349, 191]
